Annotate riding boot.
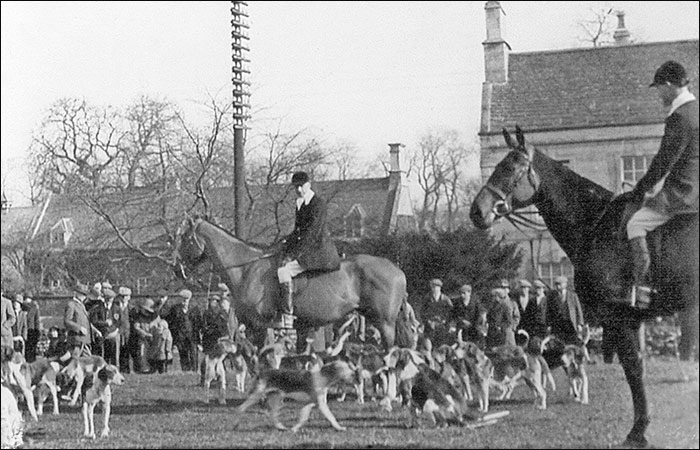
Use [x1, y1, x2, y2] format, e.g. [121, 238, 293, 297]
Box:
[628, 236, 652, 309]
[281, 281, 296, 329]
[274, 281, 296, 329]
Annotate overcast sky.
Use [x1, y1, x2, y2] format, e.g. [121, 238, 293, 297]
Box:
[2, 1, 698, 206]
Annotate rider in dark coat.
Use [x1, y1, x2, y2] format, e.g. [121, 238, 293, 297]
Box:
[276, 171, 341, 329]
[625, 60, 699, 308]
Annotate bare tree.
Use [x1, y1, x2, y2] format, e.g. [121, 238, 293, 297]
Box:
[410, 129, 478, 232]
[28, 98, 125, 194]
[576, 3, 615, 47]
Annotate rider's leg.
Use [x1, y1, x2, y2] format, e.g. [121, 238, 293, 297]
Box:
[626, 207, 670, 308]
[276, 261, 304, 328]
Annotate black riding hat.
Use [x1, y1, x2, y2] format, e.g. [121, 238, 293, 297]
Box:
[650, 60, 689, 87]
[291, 171, 310, 186]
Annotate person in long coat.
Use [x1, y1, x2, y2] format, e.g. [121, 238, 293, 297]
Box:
[165, 289, 201, 372]
[546, 276, 585, 345]
[275, 171, 341, 329]
[23, 293, 42, 362]
[484, 288, 517, 349]
[64, 282, 101, 356]
[451, 284, 483, 344]
[523, 280, 549, 339]
[117, 287, 134, 373]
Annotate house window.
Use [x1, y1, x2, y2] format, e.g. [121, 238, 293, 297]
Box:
[344, 205, 365, 239]
[621, 155, 651, 191]
[538, 258, 574, 288]
[136, 277, 149, 294]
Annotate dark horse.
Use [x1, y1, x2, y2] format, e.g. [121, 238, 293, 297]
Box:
[470, 126, 699, 448]
[176, 215, 406, 349]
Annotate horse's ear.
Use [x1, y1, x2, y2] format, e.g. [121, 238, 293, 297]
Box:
[515, 125, 525, 148]
[502, 128, 515, 149]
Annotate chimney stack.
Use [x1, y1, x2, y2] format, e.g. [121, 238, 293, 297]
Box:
[483, 1, 509, 83]
[388, 143, 403, 174]
[613, 10, 630, 45]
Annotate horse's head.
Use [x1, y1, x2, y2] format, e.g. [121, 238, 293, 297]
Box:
[470, 125, 541, 229]
[174, 215, 207, 278]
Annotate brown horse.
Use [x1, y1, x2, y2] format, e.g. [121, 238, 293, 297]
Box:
[175, 216, 405, 349]
[470, 126, 698, 448]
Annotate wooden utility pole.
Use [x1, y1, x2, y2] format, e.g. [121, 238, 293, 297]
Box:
[231, 1, 250, 237]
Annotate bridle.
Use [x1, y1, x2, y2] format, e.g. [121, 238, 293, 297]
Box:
[483, 150, 547, 232]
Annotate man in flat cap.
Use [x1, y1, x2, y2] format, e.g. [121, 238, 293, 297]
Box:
[419, 278, 453, 344]
[164, 289, 201, 372]
[275, 171, 340, 329]
[623, 60, 698, 309]
[451, 284, 484, 346]
[484, 287, 516, 348]
[88, 287, 121, 365]
[546, 276, 585, 345]
[64, 282, 102, 356]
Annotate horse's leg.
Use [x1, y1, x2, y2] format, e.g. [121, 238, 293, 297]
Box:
[614, 315, 650, 448]
[377, 320, 396, 349]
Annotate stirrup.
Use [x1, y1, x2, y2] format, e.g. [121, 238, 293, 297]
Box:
[630, 285, 652, 309]
[281, 313, 296, 329]
[273, 313, 296, 329]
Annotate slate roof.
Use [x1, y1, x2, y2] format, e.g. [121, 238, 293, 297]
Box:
[7, 175, 410, 251]
[486, 40, 699, 133]
[0, 204, 41, 244]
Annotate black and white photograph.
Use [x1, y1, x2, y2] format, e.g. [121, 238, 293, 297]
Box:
[1, 2, 698, 448]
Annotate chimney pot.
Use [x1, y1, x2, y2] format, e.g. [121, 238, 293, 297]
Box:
[613, 10, 630, 45]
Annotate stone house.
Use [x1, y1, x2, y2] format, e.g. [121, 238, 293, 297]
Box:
[478, 1, 699, 286]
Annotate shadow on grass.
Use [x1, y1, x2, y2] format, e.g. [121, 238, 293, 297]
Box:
[109, 397, 249, 415]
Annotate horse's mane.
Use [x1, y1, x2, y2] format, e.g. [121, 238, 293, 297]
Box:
[533, 149, 613, 224]
[192, 215, 271, 252]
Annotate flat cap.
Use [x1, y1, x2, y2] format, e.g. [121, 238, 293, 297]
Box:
[291, 171, 310, 186]
[102, 281, 113, 290]
[178, 289, 193, 299]
[554, 276, 568, 284]
[429, 278, 443, 287]
[217, 283, 230, 293]
[533, 279, 547, 289]
[459, 284, 472, 293]
[490, 288, 508, 301]
[518, 279, 532, 288]
[118, 287, 132, 296]
[74, 282, 91, 296]
[103, 288, 117, 299]
[650, 60, 689, 87]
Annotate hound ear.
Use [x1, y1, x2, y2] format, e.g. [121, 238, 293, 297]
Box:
[515, 125, 525, 148]
[502, 128, 515, 149]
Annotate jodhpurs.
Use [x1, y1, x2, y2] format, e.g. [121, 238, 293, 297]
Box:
[627, 206, 671, 240]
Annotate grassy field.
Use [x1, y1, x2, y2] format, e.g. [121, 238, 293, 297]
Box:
[17, 356, 699, 449]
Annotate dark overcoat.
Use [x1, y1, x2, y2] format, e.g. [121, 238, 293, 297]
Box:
[637, 99, 699, 214]
[283, 194, 340, 271]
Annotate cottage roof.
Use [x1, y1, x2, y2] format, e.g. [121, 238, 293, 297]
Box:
[486, 40, 699, 133]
